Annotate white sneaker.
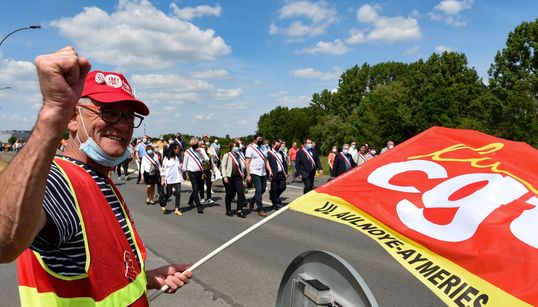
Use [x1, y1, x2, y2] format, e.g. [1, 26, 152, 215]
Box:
[201, 198, 206, 204]
[206, 199, 214, 204]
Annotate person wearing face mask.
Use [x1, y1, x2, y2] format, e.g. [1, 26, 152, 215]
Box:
[357, 144, 369, 165]
[0, 48, 192, 306]
[267, 140, 287, 211]
[182, 138, 207, 213]
[328, 145, 337, 175]
[141, 145, 161, 204]
[221, 141, 247, 217]
[135, 135, 150, 184]
[380, 140, 395, 154]
[245, 134, 272, 217]
[295, 138, 323, 194]
[331, 143, 357, 178]
[366, 145, 377, 160]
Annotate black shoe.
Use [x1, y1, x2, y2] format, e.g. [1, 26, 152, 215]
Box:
[197, 205, 204, 214]
[188, 202, 194, 208]
[225, 211, 233, 217]
[237, 211, 246, 218]
[272, 205, 280, 211]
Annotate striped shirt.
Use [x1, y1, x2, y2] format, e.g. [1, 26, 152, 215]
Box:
[30, 156, 139, 276]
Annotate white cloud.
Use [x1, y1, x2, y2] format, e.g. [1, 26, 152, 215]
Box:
[216, 102, 250, 110]
[435, 45, 455, 53]
[270, 1, 338, 39]
[50, 0, 230, 70]
[189, 69, 229, 79]
[435, 0, 473, 15]
[346, 28, 366, 44]
[216, 88, 243, 100]
[270, 91, 310, 107]
[298, 39, 349, 55]
[430, 0, 473, 27]
[292, 67, 342, 80]
[194, 114, 213, 120]
[253, 80, 263, 87]
[0, 58, 42, 113]
[170, 3, 222, 20]
[132, 74, 214, 92]
[347, 4, 421, 44]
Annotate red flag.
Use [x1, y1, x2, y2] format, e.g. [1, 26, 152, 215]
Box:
[289, 127, 537, 306]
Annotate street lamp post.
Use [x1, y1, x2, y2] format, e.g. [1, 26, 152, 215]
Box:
[0, 25, 41, 48]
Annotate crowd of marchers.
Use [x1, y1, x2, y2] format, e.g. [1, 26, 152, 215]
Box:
[99, 132, 396, 218]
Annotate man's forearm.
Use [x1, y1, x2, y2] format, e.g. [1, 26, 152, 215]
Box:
[0, 108, 68, 262]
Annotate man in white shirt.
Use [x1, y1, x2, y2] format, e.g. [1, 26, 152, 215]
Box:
[182, 138, 207, 213]
[245, 134, 272, 217]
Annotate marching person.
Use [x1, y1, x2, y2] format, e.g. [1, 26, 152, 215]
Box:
[220, 141, 247, 218]
[141, 144, 161, 204]
[380, 140, 395, 154]
[267, 140, 287, 211]
[245, 134, 272, 217]
[328, 145, 337, 175]
[183, 138, 206, 213]
[199, 141, 214, 204]
[357, 144, 369, 165]
[161, 143, 184, 216]
[135, 135, 149, 184]
[331, 143, 357, 178]
[287, 142, 299, 183]
[0, 47, 191, 306]
[295, 138, 323, 194]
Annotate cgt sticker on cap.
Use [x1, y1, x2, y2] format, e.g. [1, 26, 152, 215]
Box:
[105, 74, 123, 88]
[95, 72, 105, 84]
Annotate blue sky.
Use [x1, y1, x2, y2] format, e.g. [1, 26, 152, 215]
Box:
[0, 0, 536, 138]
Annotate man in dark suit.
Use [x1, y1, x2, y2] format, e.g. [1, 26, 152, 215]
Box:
[331, 143, 357, 178]
[267, 140, 287, 210]
[295, 138, 323, 194]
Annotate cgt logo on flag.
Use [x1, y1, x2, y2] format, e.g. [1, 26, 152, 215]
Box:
[289, 127, 537, 307]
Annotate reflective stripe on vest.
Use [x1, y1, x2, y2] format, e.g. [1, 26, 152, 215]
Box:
[17, 157, 148, 306]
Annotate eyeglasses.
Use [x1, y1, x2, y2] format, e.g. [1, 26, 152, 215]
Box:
[79, 104, 144, 128]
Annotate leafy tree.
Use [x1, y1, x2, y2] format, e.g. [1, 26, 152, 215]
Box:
[488, 19, 538, 144]
[8, 136, 16, 145]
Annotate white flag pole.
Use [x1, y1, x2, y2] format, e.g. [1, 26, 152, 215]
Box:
[148, 205, 291, 302]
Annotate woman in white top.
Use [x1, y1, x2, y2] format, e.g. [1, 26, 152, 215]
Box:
[141, 145, 161, 204]
[160, 143, 184, 215]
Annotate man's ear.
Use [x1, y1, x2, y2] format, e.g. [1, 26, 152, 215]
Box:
[67, 108, 79, 133]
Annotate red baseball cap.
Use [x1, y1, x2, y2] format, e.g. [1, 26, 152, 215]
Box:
[81, 71, 149, 116]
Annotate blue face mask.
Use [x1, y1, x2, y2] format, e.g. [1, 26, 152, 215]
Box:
[306, 143, 313, 149]
[233, 146, 239, 152]
[79, 137, 130, 167]
[77, 106, 130, 167]
[147, 150, 154, 155]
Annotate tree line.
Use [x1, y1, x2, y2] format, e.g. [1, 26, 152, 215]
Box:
[257, 19, 538, 153]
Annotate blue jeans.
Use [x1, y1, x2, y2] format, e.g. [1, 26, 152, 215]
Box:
[251, 174, 267, 211]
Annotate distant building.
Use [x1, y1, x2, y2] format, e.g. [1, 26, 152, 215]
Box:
[0, 130, 31, 149]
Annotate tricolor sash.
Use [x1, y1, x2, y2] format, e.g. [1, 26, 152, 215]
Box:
[340, 152, 352, 170]
[186, 148, 203, 171]
[268, 149, 286, 173]
[302, 148, 316, 168]
[228, 152, 244, 178]
[248, 144, 267, 160]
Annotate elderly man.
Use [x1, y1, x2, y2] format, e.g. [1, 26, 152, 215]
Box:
[0, 47, 191, 306]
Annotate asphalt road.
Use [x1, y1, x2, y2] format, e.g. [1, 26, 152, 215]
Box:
[0, 152, 442, 306]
